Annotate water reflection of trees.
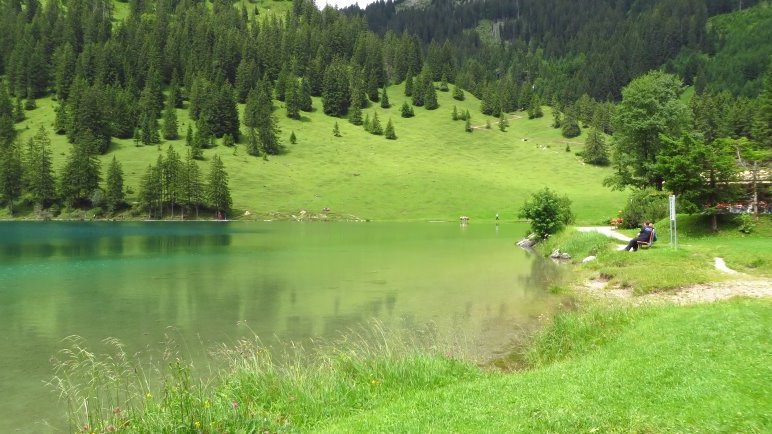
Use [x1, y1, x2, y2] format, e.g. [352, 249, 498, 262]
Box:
[521, 254, 565, 291]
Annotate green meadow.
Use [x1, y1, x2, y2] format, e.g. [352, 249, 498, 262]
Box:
[12, 82, 626, 223]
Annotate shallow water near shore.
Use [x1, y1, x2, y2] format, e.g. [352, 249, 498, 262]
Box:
[0, 221, 565, 432]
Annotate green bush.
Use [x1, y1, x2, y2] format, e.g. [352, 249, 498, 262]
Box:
[518, 188, 574, 239]
[620, 189, 668, 229]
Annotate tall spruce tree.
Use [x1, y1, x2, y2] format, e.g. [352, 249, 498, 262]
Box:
[424, 79, 438, 110]
[104, 156, 125, 212]
[0, 84, 15, 145]
[385, 118, 396, 139]
[583, 127, 609, 166]
[452, 85, 464, 101]
[370, 112, 383, 135]
[286, 78, 301, 119]
[163, 146, 182, 217]
[299, 78, 313, 112]
[162, 98, 179, 140]
[381, 87, 390, 109]
[322, 59, 350, 117]
[59, 142, 101, 207]
[0, 141, 23, 213]
[401, 101, 414, 118]
[180, 150, 204, 219]
[138, 163, 162, 218]
[23, 127, 56, 208]
[207, 154, 232, 217]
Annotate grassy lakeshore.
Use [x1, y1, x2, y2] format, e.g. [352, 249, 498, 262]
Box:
[52, 215, 772, 433]
[542, 214, 772, 293]
[54, 299, 771, 433]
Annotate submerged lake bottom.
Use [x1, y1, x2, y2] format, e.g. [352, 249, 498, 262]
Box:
[0, 221, 566, 432]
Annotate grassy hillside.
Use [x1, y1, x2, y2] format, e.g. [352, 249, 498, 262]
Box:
[11, 82, 625, 223]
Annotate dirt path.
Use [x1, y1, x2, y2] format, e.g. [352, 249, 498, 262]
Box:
[581, 278, 772, 306]
[573, 227, 771, 304]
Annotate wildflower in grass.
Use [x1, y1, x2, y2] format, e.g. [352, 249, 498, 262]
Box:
[145, 392, 153, 400]
[231, 400, 239, 410]
[195, 421, 201, 428]
[204, 399, 210, 409]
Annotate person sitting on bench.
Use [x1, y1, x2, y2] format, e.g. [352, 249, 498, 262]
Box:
[624, 221, 655, 252]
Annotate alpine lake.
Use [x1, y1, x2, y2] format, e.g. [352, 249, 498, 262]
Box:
[0, 221, 568, 432]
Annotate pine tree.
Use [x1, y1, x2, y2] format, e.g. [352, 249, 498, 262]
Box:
[363, 114, 371, 132]
[245, 127, 260, 156]
[752, 65, 772, 148]
[0, 141, 23, 214]
[185, 124, 193, 147]
[498, 112, 508, 132]
[104, 156, 125, 212]
[162, 99, 179, 140]
[452, 85, 464, 101]
[370, 112, 383, 135]
[583, 127, 609, 165]
[349, 100, 363, 125]
[59, 143, 101, 207]
[404, 69, 414, 97]
[170, 70, 184, 109]
[24, 87, 36, 111]
[528, 95, 543, 119]
[289, 131, 297, 144]
[138, 163, 162, 218]
[465, 111, 472, 132]
[401, 101, 414, 118]
[439, 74, 449, 92]
[552, 106, 562, 128]
[299, 78, 313, 112]
[14, 98, 25, 122]
[412, 77, 424, 106]
[380, 87, 390, 109]
[285, 78, 301, 119]
[0, 84, 16, 145]
[256, 88, 282, 155]
[366, 74, 380, 102]
[385, 118, 396, 140]
[207, 154, 232, 217]
[180, 150, 204, 219]
[275, 66, 289, 102]
[322, 60, 351, 117]
[53, 103, 68, 135]
[23, 127, 56, 208]
[162, 146, 182, 217]
[561, 109, 581, 138]
[486, 119, 491, 129]
[424, 81, 439, 110]
[140, 111, 161, 145]
[333, 122, 341, 137]
[194, 116, 214, 150]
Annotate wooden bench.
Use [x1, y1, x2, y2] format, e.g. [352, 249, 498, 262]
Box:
[637, 230, 655, 249]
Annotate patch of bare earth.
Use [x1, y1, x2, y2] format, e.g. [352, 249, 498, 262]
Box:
[581, 278, 772, 306]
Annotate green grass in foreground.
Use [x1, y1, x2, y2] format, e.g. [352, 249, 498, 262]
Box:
[55, 299, 770, 432]
[10, 82, 625, 222]
[320, 299, 770, 433]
